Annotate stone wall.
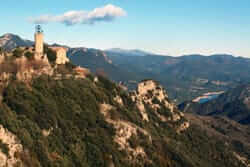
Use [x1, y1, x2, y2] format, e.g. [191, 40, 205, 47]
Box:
[35, 33, 44, 58]
[49, 47, 69, 64]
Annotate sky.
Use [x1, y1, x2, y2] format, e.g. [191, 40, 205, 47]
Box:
[0, 0, 249, 57]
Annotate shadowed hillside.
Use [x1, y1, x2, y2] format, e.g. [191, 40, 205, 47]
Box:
[179, 83, 250, 125]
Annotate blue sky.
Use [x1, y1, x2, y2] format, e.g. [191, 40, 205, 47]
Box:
[0, 0, 249, 57]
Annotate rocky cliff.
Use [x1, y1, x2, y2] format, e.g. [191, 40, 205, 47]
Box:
[131, 80, 189, 132]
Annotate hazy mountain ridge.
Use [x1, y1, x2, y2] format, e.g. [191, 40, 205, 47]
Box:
[107, 53, 250, 102]
[0, 33, 33, 50]
[68, 47, 140, 83]
[105, 48, 153, 57]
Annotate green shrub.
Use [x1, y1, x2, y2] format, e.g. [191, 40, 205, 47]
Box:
[24, 51, 34, 60]
[0, 140, 9, 156]
[13, 48, 23, 58]
[44, 45, 57, 63]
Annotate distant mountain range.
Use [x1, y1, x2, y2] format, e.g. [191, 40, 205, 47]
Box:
[107, 53, 250, 102]
[0, 33, 33, 50]
[105, 48, 153, 57]
[179, 83, 250, 125]
[68, 47, 140, 83]
[2, 33, 250, 103]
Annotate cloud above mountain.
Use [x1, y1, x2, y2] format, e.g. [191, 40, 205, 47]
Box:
[29, 4, 126, 26]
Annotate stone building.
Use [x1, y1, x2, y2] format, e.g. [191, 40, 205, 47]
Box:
[34, 25, 69, 65]
[34, 25, 44, 58]
[48, 47, 69, 65]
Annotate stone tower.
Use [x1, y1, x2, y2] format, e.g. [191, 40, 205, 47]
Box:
[34, 25, 44, 58]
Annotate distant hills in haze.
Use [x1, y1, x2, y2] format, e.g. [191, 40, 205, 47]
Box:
[1, 33, 250, 103]
[68, 47, 140, 82]
[105, 48, 154, 57]
[0, 33, 33, 50]
[107, 52, 250, 102]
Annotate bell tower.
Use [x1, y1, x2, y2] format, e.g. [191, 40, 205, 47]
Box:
[34, 25, 44, 58]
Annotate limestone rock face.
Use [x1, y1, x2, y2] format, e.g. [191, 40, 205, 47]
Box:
[114, 95, 124, 106]
[131, 80, 189, 132]
[233, 152, 250, 167]
[98, 80, 190, 165]
[0, 125, 24, 167]
[100, 104, 151, 164]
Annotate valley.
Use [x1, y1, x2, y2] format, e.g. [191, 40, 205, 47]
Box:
[192, 91, 224, 103]
[179, 83, 250, 125]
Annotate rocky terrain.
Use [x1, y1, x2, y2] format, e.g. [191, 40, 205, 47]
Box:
[179, 83, 250, 125]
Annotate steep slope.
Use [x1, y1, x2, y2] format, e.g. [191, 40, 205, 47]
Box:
[0, 34, 33, 51]
[179, 84, 250, 125]
[184, 113, 250, 165]
[0, 76, 247, 167]
[0, 47, 248, 167]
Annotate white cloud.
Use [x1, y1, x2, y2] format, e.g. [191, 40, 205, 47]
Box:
[29, 4, 127, 26]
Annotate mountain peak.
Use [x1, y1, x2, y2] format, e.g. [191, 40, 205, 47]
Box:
[105, 48, 153, 56]
[1, 33, 18, 37]
[0, 33, 33, 50]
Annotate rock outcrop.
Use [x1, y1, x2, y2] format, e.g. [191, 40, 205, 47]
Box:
[131, 80, 189, 132]
[99, 80, 190, 165]
[0, 125, 24, 167]
[100, 103, 152, 164]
